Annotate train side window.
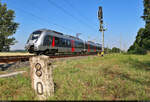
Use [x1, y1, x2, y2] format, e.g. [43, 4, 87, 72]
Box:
[64, 39, 69, 47]
[43, 35, 52, 46]
[79, 42, 84, 48]
[78, 42, 81, 48]
[82, 42, 84, 48]
[55, 37, 60, 47]
[78, 42, 80, 48]
[59, 38, 63, 47]
[77, 42, 80, 48]
[67, 39, 71, 48]
[61, 38, 66, 47]
[91, 45, 93, 49]
[75, 41, 78, 48]
[74, 41, 77, 48]
[64, 39, 67, 47]
[92, 45, 94, 49]
[85, 43, 88, 49]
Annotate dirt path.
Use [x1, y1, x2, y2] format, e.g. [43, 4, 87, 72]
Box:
[0, 71, 26, 78]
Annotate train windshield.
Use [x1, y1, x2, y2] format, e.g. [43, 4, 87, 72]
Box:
[27, 31, 42, 43]
[31, 31, 42, 40]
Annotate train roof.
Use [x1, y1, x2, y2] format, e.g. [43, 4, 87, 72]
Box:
[96, 43, 102, 46]
[87, 41, 95, 44]
[85, 41, 102, 46]
[35, 29, 63, 35]
[35, 28, 83, 41]
[64, 35, 83, 41]
[33, 29, 101, 44]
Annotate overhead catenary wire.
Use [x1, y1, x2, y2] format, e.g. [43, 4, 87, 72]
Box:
[25, 0, 96, 40]
[6, 0, 78, 35]
[47, 0, 97, 33]
[61, 0, 100, 41]
[5, 0, 99, 41]
[25, 0, 79, 34]
[63, 0, 99, 29]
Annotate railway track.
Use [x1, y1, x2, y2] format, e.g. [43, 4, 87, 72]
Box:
[0, 54, 96, 63]
[0, 55, 35, 63]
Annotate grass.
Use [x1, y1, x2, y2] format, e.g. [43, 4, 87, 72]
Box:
[1, 53, 150, 100]
[0, 73, 36, 100]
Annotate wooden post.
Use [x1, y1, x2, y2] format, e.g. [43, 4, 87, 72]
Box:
[29, 55, 54, 100]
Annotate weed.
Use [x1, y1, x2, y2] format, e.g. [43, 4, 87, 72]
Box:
[1, 54, 150, 100]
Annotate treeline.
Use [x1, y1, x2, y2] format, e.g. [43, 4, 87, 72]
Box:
[0, 1, 19, 52]
[105, 47, 124, 54]
[128, 0, 150, 54]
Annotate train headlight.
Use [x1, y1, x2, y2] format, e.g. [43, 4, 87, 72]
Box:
[35, 39, 38, 43]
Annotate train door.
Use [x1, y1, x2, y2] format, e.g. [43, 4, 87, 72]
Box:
[94, 46, 96, 52]
[88, 43, 90, 52]
[52, 36, 55, 47]
[66, 39, 71, 52]
[71, 40, 75, 52]
[43, 35, 52, 50]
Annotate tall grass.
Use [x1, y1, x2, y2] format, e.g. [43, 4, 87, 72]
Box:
[0, 54, 150, 100]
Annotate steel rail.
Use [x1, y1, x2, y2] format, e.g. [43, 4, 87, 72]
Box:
[0, 53, 96, 63]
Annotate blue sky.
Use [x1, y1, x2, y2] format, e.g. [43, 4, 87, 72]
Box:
[2, 0, 145, 51]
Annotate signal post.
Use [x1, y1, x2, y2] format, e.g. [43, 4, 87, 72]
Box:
[98, 6, 106, 56]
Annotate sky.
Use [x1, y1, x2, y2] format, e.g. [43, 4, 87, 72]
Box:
[1, 0, 145, 51]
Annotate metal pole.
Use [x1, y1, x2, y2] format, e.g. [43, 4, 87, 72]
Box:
[102, 27, 104, 53]
[120, 34, 122, 53]
[99, 22, 104, 56]
[98, 6, 105, 56]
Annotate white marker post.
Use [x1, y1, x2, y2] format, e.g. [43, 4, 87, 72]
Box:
[30, 55, 54, 100]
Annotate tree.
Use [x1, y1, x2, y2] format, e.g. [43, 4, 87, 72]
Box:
[104, 47, 112, 54]
[0, 1, 19, 51]
[143, 0, 150, 23]
[111, 47, 121, 53]
[128, 0, 150, 54]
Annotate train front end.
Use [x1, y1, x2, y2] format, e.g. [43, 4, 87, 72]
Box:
[25, 30, 42, 53]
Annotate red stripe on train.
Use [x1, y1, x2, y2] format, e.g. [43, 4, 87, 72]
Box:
[71, 40, 75, 52]
[52, 37, 55, 47]
[94, 46, 96, 52]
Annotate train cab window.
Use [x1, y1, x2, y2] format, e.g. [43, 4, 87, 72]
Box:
[31, 31, 42, 40]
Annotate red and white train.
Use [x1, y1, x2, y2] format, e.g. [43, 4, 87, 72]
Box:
[25, 29, 102, 55]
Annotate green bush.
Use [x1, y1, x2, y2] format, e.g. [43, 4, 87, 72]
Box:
[128, 47, 147, 55]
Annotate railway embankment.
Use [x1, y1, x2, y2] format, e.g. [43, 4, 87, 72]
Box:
[0, 54, 150, 100]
